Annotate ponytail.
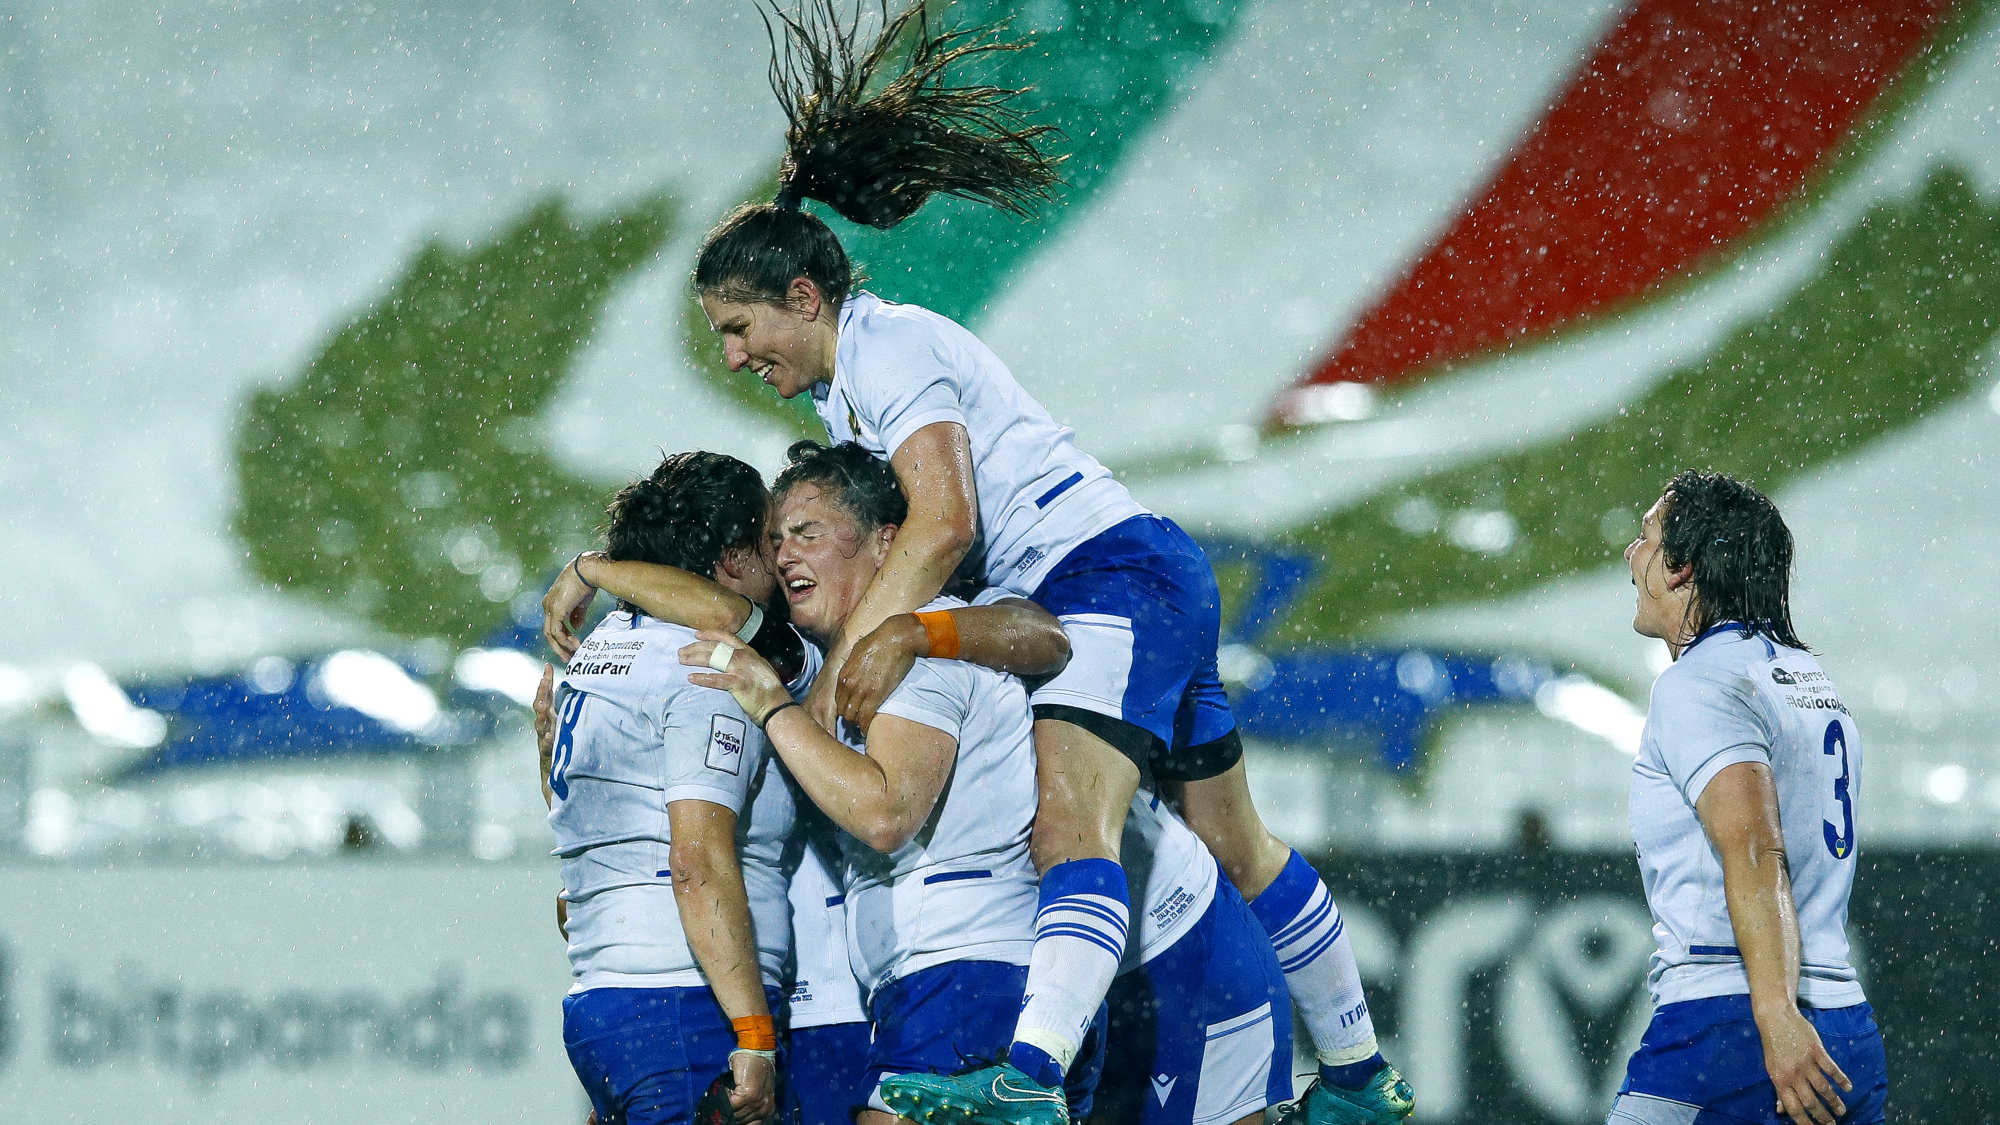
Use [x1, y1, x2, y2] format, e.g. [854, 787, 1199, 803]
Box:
[694, 0, 1063, 306]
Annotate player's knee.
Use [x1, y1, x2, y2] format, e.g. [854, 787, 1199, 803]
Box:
[1028, 804, 1121, 873]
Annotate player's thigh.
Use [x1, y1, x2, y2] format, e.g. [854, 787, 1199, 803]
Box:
[863, 961, 1026, 1115]
[1610, 995, 1884, 1125]
[562, 987, 733, 1125]
[789, 1021, 874, 1125]
[1808, 1003, 1888, 1125]
[1117, 886, 1292, 1125]
[1029, 718, 1142, 870]
[1171, 759, 1290, 898]
[1030, 522, 1225, 751]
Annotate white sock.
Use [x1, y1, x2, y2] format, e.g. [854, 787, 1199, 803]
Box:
[1009, 857, 1127, 1085]
[1251, 850, 1379, 1066]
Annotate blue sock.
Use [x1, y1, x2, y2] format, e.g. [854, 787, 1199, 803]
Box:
[1009, 857, 1128, 1089]
[1009, 1042, 1065, 1089]
[1322, 1054, 1388, 1090]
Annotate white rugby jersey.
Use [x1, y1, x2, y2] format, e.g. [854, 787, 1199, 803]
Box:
[814, 292, 1146, 596]
[548, 612, 795, 994]
[1119, 790, 1218, 974]
[1631, 624, 1865, 1008]
[838, 596, 1041, 994]
[785, 819, 867, 1028]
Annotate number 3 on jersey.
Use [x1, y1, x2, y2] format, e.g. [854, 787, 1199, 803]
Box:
[1822, 719, 1854, 860]
[550, 690, 588, 801]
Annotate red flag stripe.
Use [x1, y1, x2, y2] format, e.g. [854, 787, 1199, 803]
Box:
[1271, 0, 1956, 429]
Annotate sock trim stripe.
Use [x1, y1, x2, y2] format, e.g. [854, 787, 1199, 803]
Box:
[1279, 914, 1345, 973]
[1035, 891, 1127, 915]
[1271, 897, 1338, 955]
[1268, 885, 1333, 947]
[1037, 898, 1130, 936]
[1035, 924, 1125, 959]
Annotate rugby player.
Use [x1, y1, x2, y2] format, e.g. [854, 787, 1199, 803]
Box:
[541, 451, 790, 1125]
[1611, 471, 1887, 1125]
[547, 4, 1410, 1120]
[683, 440, 1062, 1124]
[559, 442, 1300, 1125]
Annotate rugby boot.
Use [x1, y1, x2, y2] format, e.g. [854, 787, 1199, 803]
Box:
[879, 1062, 1070, 1125]
[1277, 1064, 1415, 1125]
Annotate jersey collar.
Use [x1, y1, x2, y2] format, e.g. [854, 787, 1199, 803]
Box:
[1684, 620, 1749, 654]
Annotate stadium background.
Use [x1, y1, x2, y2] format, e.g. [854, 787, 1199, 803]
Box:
[2, 0, 1995, 1120]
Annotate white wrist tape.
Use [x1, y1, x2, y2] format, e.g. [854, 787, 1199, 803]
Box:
[735, 602, 765, 644]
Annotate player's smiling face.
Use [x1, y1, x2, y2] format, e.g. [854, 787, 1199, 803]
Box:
[699, 285, 836, 400]
[771, 482, 895, 641]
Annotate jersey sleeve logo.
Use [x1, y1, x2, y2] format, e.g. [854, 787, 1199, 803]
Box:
[706, 714, 747, 775]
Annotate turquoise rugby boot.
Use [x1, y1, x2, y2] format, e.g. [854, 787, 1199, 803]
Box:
[878, 1062, 1070, 1125]
[1278, 1064, 1416, 1125]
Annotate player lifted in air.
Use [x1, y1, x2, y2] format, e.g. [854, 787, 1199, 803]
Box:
[541, 452, 791, 1125]
[1612, 471, 1887, 1125]
[560, 441, 1301, 1125]
[545, 4, 1410, 1122]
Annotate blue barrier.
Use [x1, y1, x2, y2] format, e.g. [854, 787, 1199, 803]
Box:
[110, 551, 1570, 775]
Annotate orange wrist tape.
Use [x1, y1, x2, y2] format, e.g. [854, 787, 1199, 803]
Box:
[914, 610, 960, 660]
[732, 1014, 777, 1051]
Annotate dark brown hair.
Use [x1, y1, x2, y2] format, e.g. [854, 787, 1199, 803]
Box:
[692, 0, 1063, 308]
[1659, 469, 1807, 651]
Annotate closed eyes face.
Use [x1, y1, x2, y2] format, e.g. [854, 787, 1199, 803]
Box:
[771, 484, 891, 641]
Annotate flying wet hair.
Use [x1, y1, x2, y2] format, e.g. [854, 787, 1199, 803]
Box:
[1657, 469, 1807, 651]
[693, 0, 1064, 308]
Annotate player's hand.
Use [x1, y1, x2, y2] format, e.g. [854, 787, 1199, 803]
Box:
[682, 633, 791, 724]
[837, 614, 923, 730]
[542, 554, 600, 661]
[727, 1049, 777, 1123]
[534, 663, 557, 808]
[1758, 1007, 1850, 1125]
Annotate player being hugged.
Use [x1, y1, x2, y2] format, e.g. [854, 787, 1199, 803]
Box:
[1611, 471, 1887, 1125]
[543, 452, 793, 1125]
[683, 441, 1073, 1125]
[540, 3, 1409, 1119]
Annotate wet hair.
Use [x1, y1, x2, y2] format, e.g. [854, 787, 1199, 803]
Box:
[692, 0, 1063, 309]
[605, 451, 768, 581]
[1657, 469, 1807, 651]
[773, 440, 906, 532]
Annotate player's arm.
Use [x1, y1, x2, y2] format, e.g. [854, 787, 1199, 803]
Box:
[683, 634, 955, 854]
[668, 798, 778, 1122]
[1697, 762, 1852, 1125]
[803, 421, 977, 722]
[836, 597, 1070, 728]
[543, 552, 752, 660]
